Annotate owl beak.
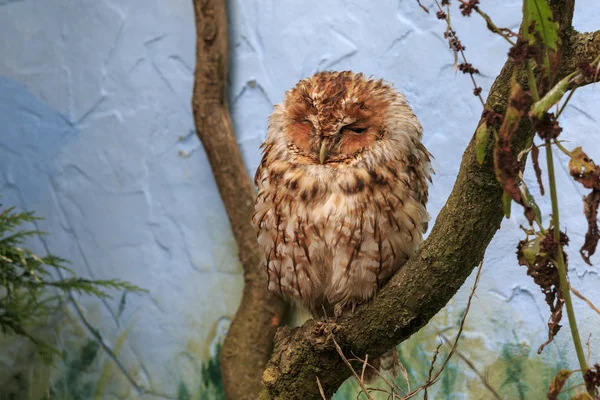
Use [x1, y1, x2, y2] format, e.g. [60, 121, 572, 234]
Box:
[319, 141, 329, 164]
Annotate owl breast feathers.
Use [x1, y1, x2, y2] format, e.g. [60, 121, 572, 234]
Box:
[252, 71, 433, 318]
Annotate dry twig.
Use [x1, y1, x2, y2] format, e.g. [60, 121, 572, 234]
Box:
[440, 333, 503, 400]
[570, 284, 600, 316]
[423, 339, 443, 400]
[331, 336, 375, 400]
[403, 259, 484, 399]
[316, 377, 327, 400]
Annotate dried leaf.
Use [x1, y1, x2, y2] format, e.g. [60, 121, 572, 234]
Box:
[581, 190, 600, 266]
[494, 74, 534, 223]
[532, 112, 562, 140]
[475, 122, 489, 165]
[531, 143, 545, 195]
[547, 369, 572, 400]
[568, 147, 600, 265]
[583, 363, 600, 395]
[569, 147, 600, 190]
[517, 230, 569, 353]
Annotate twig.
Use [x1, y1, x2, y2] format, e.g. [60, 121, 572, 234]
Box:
[470, 6, 516, 46]
[403, 259, 484, 399]
[360, 354, 369, 383]
[331, 336, 375, 400]
[415, 0, 429, 13]
[316, 377, 327, 400]
[552, 139, 574, 157]
[423, 339, 443, 400]
[399, 359, 411, 393]
[570, 285, 600, 317]
[440, 333, 503, 400]
[560, 383, 587, 394]
[426, 0, 486, 107]
[348, 354, 407, 396]
[556, 87, 578, 119]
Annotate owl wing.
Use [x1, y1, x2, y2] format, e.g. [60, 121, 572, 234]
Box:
[252, 147, 324, 312]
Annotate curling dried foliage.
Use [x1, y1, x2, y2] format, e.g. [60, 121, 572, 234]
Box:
[493, 74, 538, 224]
[517, 229, 569, 353]
[0, 199, 146, 362]
[568, 147, 600, 265]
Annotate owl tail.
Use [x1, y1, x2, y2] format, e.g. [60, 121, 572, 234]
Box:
[361, 347, 400, 383]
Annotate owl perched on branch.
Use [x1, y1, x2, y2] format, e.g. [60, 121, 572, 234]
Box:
[252, 71, 432, 319]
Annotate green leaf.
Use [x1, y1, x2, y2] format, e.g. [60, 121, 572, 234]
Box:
[503, 191, 512, 218]
[523, 185, 543, 224]
[117, 290, 128, 319]
[522, 236, 541, 265]
[475, 122, 489, 164]
[525, 0, 559, 51]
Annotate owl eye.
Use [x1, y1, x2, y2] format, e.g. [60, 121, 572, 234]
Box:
[342, 125, 366, 135]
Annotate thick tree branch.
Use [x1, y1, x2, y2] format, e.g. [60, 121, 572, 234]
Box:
[191, 1, 285, 399]
[258, 2, 596, 399]
[562, 29, 600, 82]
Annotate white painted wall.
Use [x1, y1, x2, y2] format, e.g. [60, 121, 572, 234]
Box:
[0, 0, 599, 397]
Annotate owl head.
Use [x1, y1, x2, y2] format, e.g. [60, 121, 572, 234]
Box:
[262, 71, 425, 170]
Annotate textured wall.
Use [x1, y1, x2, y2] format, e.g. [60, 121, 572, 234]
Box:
[1, 0, 599, 398]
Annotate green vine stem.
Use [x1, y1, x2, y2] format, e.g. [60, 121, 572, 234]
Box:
[545, 138, 589, 378]
[522, 0, 540, 102]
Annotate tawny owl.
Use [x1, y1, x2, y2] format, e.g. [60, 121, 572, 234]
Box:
[252, 71, 432, 320]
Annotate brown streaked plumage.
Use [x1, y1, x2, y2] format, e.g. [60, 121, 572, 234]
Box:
[252, 71, 433, 319]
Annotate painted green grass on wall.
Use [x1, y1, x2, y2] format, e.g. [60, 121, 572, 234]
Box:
[177, 343, 225, 400]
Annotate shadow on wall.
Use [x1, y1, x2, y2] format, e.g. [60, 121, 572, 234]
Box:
[0, 76, 78, 212]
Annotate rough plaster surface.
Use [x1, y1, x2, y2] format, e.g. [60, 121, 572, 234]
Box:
[1, 0, 599, 396]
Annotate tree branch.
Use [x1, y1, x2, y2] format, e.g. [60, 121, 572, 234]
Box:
[191, 1, 285, 399]
[561, 29, 600, 83]
[258, 1, 595, 398]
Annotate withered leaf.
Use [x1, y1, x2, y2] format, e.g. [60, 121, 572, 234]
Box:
[568, 147, 600, 265]
[532, 112, 562, 140]
[517, 230, 569, 353]
[581, 190, 600, 266]
[583, 363, 600, 395]
[569, 147, 600, 190]
[494, 74, 535, 223]
[547, 369, 572, 400]
[531, 143, 545, 195]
